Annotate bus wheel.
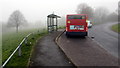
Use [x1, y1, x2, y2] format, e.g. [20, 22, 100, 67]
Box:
[66, 35, 70, 38]
[66, 33, 69, 38]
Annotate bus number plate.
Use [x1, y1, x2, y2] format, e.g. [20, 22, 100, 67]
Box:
[70, 25, 84, 30]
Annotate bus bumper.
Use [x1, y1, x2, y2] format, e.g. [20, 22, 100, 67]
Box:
[66, 31, 87, 36]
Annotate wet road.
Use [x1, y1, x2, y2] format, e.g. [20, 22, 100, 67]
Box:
[88, 22, 119, 58]
[57, 32, 118, 66]
[29, 31, 75, 67]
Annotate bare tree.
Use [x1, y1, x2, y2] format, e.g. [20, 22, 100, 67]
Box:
[93, 7, 109, 24]
[7, 10, 27, 33]
[76, 3, 94, 19]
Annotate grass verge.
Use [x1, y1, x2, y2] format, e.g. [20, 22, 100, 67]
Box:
[2, 29, 48, 67]
[0, 33, 2, 66]
[111, 24, 120, 33]
[59, 26, 65, 29]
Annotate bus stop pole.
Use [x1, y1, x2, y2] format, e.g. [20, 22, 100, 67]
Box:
[52, 18, 54, 31]
[56, 17, 58, 31]
[49, 18, 51, 32]
[47, 17, 49, 32]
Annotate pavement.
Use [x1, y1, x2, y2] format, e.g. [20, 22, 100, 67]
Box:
[29, 31, 75, 68]
[57, 33, 118, 67]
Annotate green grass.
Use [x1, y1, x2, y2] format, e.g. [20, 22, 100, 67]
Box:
[59, 26, 65, 29]
[111, 24, 120, 33]
[0, 33, 2, 66]
[2, 29, 48, 67]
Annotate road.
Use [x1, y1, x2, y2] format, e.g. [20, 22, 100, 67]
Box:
[88, 22, 119, 58]
[57, 31, 118, 66]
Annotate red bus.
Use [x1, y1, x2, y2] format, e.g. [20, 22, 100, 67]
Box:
[66, 14, 88, 37]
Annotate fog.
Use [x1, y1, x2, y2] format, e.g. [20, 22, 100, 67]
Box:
[1, 0, 118, 22]
[0, 0, 118, 33]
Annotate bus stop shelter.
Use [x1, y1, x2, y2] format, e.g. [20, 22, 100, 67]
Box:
[47, 13, 61, 32]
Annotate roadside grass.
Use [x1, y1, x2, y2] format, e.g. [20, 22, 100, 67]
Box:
[111, 24, 120, 33]
[2, 29, 48, 67]
[0, 33, 2, 66]
[59, 26, 65, 29]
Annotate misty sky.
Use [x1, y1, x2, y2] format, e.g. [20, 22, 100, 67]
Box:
[0, 0, 119, 23]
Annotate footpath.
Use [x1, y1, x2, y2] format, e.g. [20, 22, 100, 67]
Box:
[29, 30, 75, 68]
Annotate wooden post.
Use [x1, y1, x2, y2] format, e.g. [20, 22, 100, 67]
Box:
[18, 46, 21, 56]
[25, 37, 28, 45]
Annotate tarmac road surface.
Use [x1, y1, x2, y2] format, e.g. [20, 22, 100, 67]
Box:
[88, 22, 119, 58]
[57, 32, 118, 66]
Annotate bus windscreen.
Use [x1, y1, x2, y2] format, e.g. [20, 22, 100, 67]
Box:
[68, 15, 85, 19]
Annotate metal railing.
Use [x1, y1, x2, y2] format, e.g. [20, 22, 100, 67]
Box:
[1, 33, 32, 68]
